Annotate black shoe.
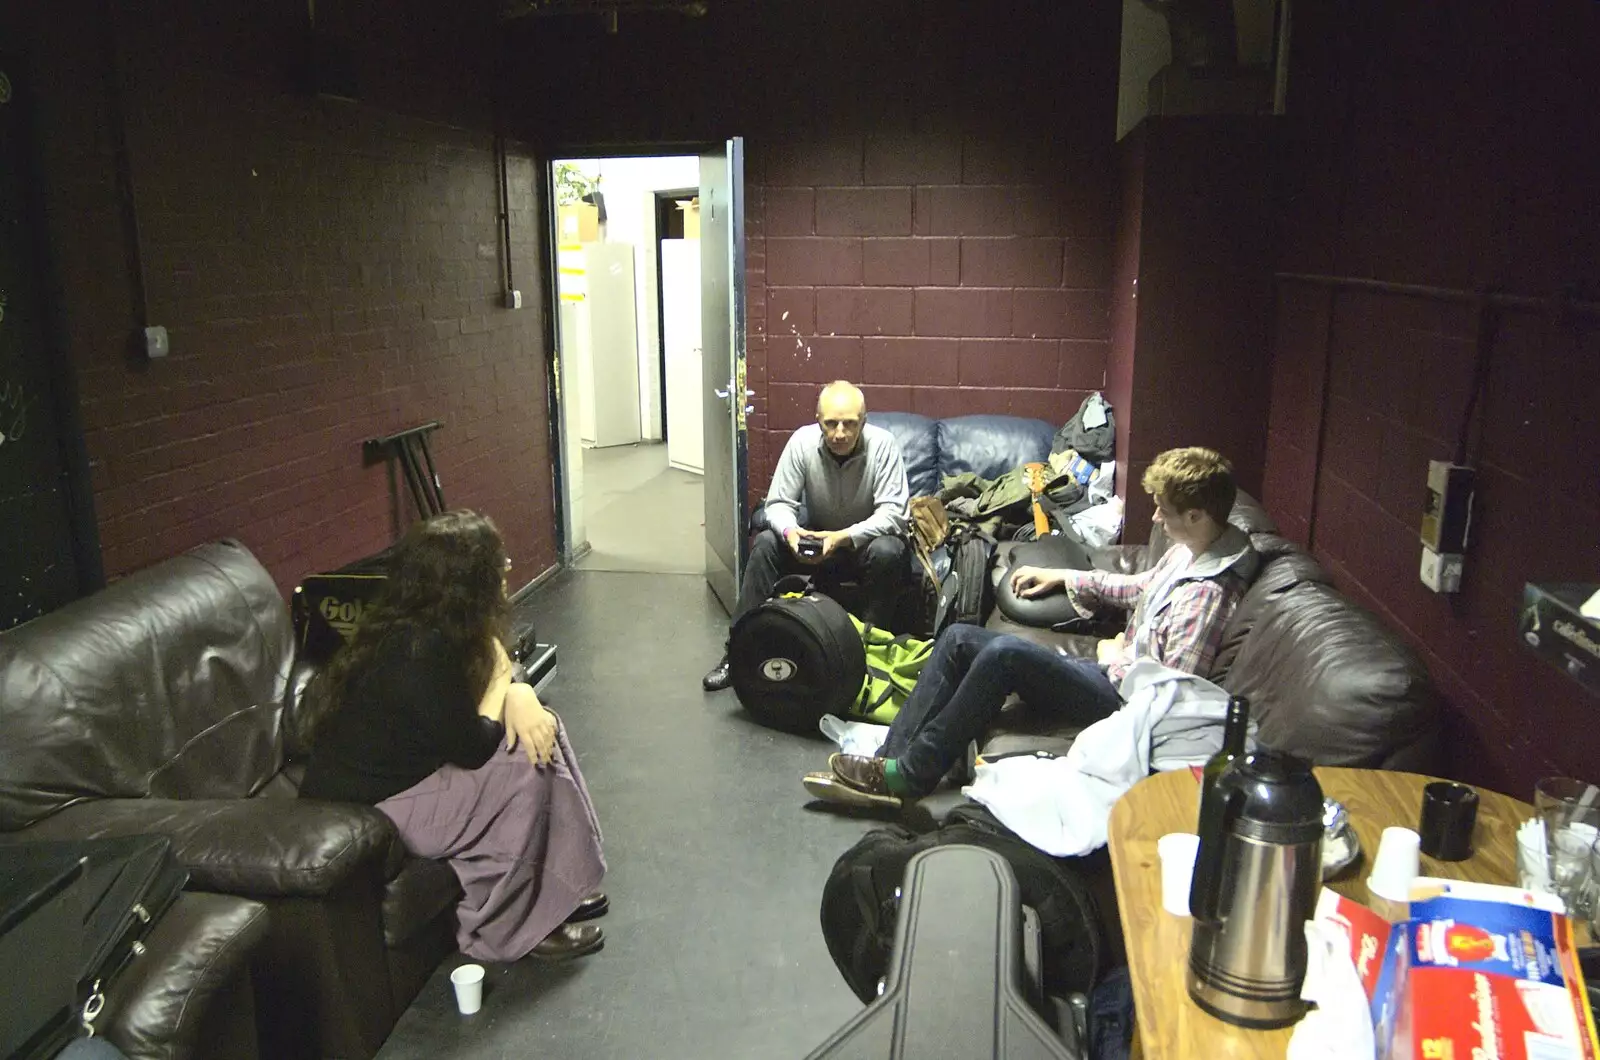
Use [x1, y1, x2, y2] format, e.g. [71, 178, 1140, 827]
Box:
[702, 655, 731, 692]
[565, 891, 608, 923]
[529, 922, 604, 960]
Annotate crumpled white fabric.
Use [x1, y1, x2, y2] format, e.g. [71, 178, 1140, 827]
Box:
[960, 661, 1236, 857]
[818, 715, 890, 757]
[1288, 919, 1376, 1060]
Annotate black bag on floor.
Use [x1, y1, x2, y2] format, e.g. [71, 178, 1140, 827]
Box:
[820, 803, 1104, 1005]
[933, 523, 998, 634]
[3, 835, 188, 1059]
[805, 845, 1083, 1059]
[729, 576, 866, 733]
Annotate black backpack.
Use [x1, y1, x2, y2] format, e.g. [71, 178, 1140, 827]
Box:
[820, 803, 1105, 1004]
[934, 522, 998, 634]
[729, 577, 866, 733]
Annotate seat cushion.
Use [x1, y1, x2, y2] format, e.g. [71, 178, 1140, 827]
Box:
[936, 415, 1056, 483]
[870, 411, 939, 497]
[1220, 582, 1439, 768]
[382, 856, 462, 948]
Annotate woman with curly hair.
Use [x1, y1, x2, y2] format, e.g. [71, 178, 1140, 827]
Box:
[299, 510, 607, 961]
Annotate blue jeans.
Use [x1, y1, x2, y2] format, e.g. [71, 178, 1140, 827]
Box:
[877, 624, 1123, 794]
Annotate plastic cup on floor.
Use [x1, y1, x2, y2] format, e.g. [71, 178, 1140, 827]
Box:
[450, 963, 485, 1015]
[1368, 827, 1422, 903]
[1158, 833, 1200, 917]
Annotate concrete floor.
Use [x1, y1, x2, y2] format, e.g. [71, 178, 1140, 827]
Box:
[575, 443, 705, 576]
[374, 569, 880, 1060]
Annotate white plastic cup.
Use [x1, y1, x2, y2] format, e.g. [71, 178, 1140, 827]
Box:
[1518, 822, 1553, 893]
[450, 963, 485, 1015]
[1158, 833, 1201, 917]
[1368, 826, 1422, 903]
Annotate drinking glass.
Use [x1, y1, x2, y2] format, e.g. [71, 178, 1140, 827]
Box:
[1535, 777, 1600, 915]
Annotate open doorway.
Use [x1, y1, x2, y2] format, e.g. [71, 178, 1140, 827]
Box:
[549, 153, 719, 577]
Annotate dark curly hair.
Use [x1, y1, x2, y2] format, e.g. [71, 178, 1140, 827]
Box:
[300, 510, 510, 744]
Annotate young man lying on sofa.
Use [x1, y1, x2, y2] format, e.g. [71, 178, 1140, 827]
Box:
[802, 446, 1259, 810]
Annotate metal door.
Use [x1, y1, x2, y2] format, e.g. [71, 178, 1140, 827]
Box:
[698, 138, 748, 614]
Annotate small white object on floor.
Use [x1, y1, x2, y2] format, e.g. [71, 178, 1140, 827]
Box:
[818, 715, 890, 757]
[1582, 587, 1600, 620]
[450, 963, 485, 1015]
[1288, 920, 1375, 1060]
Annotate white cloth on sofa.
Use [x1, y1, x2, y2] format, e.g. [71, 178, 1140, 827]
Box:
[961, 660, 1241, 857]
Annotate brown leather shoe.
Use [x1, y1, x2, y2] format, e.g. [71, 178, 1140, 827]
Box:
[565, 891, 608, 923]
[529, 922, 604, 960]
[802, 770, 900, 811]
[830, 753, 900, 798]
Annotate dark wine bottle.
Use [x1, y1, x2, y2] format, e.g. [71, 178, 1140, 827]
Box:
[1189, 696, 1251, 918]
[1196, 696, 1250, 827]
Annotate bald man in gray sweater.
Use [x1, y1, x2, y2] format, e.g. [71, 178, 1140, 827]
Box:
[703, 381, 910, 691]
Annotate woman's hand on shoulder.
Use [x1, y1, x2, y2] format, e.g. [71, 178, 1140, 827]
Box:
[502, 684, 558, 767]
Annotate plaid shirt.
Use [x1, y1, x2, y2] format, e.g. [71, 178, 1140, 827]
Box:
[1068, 543, 1249, 684]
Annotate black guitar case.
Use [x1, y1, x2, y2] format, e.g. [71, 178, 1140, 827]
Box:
[804, 845, 1084, 1060]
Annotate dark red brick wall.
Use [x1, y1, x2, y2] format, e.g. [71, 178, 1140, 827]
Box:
[505, 0, 1121, 499]
[17, 0, 557, 594]
[1262, 2, 1600, 793]
[1110, 118, 1277, 539]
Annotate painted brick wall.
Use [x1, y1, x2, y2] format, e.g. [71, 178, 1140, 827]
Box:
[505, 0, 1121, 503]
[745, 134, 1115, 496]
[18, 1, 557, 594]
[1263, 2, 1600, 794]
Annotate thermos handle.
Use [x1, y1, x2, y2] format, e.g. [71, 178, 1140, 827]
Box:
[1189, 785, 1245, 924]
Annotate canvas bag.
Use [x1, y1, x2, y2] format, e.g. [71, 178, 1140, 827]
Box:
[848, 616, 933, 724]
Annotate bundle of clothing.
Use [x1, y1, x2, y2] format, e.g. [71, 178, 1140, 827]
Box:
[937, 392, 1118, 543]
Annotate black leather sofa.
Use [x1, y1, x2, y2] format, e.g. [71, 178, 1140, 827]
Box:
[832, 410, 1441, 777]
[0, 541, 461, 1060]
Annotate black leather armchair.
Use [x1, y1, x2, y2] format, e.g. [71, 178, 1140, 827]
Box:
[0, 541, 460, 1060]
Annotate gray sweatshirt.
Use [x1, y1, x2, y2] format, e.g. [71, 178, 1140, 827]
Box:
[763, 423, 910, 547]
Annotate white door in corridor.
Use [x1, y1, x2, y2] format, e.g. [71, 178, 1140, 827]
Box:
[661, 238, 703, 474]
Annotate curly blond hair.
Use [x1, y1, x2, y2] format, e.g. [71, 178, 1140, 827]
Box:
[1141, 448, 1236, 525]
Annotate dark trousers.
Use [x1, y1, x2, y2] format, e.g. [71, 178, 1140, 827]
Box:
[877, 624, 1124, 794]
[731, 528, 908, 630]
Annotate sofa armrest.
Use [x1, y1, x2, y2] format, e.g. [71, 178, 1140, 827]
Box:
[104, 892, 270, 1060]
[4, 798, 402, 897]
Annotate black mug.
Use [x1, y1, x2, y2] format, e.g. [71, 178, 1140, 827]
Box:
[1419, 781, 1479, 861]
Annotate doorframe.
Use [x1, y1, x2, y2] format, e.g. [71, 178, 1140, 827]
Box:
[539, 143, 742, 570]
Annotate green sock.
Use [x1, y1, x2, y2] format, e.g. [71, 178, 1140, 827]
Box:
[882, 759, 911, 796]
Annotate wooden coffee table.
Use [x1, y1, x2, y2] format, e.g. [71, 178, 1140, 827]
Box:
[1106, 766, 1533, 1059]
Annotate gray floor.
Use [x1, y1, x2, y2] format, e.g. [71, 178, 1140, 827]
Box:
[375, 569, 881, 1060]
[575, 444, 705, 575]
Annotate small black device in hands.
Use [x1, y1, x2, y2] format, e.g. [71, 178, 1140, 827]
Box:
[796, 537, 823, 559]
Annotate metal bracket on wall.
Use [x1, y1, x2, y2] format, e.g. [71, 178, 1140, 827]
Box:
[363, 421, 446, 519]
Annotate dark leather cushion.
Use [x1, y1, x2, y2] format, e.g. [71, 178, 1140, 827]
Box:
[992, 535, 1099, 627]
[382, 856, 462, 947]
[0, 539, 292, 830]
[1220, 582, 1439, 768]
[11, 796, 403, 896]
[1209, 541, 1327, 683]
[102, 892, 269, 1060]
[870, 411, 939, 497]
[936, 415, 1056, 483]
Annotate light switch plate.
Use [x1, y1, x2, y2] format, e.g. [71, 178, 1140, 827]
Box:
[144, 325, 169, 359]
